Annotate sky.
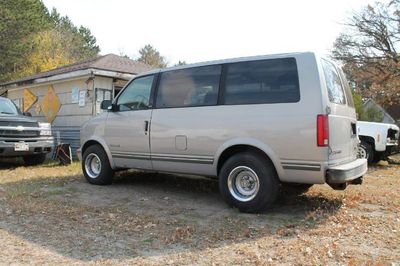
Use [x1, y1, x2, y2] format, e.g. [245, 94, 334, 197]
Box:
[42, 0, 376, 65]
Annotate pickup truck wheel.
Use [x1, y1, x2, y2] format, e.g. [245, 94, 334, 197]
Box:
[359, 141, 374, 164]
[82, 145, 114, 185]
[23, 154, 46, 166]
[219, 152, 279, 213]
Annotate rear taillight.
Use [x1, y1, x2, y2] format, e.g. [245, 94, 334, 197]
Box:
[317, 114, 329, 147]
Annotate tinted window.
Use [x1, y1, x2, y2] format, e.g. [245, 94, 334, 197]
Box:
[321, 59, 346, 105]
[117, 75, 154, 111]
[223, 58, 300, 105]
[156, 65, 221, 108]
[338, 68, 355, 108]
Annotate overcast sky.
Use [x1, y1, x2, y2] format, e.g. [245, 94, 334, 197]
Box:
[42, 0, 376, 65]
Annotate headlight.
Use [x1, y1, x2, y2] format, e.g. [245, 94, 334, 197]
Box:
[39, 122, 52, 136]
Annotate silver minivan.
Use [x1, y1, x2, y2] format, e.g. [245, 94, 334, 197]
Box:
[78, 52, 367, 213]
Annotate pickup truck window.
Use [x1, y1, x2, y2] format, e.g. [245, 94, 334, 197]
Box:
[0, 98, 20, 115]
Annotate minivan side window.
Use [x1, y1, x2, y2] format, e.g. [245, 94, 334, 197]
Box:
[116, 75, 154, 111]
[321, 59, 346, 105]
[338, 68, 355, 108]
[222, 58, 300, 105]
[156, 65, 221, 108]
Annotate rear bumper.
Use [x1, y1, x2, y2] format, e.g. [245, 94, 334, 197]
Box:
[0, 137, 54, 157]
[326, 158, 368, 184]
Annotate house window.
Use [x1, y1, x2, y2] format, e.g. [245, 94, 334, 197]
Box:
[95, 88, 112, 114]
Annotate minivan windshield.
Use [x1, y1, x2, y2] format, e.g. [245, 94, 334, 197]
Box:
[0, 98, 21, 115]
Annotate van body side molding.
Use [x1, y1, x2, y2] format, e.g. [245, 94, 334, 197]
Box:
[281, 162, 321, 171]
[112, 152, 214, 164]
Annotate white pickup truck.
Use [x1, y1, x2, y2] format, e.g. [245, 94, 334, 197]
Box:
[357, 121, 399, 163]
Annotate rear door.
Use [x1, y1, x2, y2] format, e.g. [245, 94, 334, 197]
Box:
[321, 59, 358, 165]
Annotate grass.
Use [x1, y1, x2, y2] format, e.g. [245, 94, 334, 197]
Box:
[0, 159, 399, 265]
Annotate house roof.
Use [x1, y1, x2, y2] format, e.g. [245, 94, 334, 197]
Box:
[364, 98, 400, 122]
[0, 54, 152, 87]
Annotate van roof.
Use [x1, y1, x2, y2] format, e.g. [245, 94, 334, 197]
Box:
[139, 51, 316, 77]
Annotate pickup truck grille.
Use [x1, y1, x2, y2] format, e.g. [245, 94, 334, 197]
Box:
[0, 121, 39, 127]
[388, 129, 399, 140]
[0, 129, 40, 138]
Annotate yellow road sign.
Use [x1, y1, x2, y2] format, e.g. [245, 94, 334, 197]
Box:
[42, 85, 61, 123]
[23, 89, 38, 112]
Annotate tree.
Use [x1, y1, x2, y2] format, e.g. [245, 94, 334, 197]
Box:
[0, 0, 51, 81]
[353, 91, 384, 121]
[49, 8, 99, 61]
[137, 44, 167, 68]
[332, 0, 400, 107]
[174, 60, 187, 66]
[0, 1, 99, 82]
[20, 29, 76, 76]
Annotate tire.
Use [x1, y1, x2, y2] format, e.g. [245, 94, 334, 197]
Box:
[23, 154, 46, 166]
[219, 152, 280, 213]
[281, 183, 313, 195]
[82, 145, 114, 185]
[358, 141, 374, 164]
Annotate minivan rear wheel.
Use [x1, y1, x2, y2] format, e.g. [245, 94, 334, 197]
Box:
[219, 152, 279, 213]
[82, 145, 114, 185]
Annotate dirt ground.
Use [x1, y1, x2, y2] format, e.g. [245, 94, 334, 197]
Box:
[0, 156, 399, 265]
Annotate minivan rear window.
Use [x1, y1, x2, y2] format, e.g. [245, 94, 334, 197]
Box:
[338, 68, 355, 108]
[321, 59, 346, 105]
[222, 58, 300, 105]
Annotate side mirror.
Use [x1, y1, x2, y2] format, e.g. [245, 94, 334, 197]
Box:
[100, 100, 112, 110]
[23, 112, 32, 117]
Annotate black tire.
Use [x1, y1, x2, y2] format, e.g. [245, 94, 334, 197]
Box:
[281, 183, 313, 195]
[359, 141, 374, 164]
[23, 154, 46, 166]
[219, 152, 280, 213]
[82, 145, 114, 185]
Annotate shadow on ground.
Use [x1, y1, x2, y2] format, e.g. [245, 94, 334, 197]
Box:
[0, 169, 343, 261]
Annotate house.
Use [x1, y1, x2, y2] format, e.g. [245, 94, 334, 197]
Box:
[0, 54, 152, 156]
[363, 99, 399, 125]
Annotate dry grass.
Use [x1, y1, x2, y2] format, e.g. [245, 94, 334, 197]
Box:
[0, 159, 399, 265]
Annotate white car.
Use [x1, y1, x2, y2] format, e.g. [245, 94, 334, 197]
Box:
[358, 121, 399, 163]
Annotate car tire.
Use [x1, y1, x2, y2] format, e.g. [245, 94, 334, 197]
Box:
[281, 183, 313, 195]
[219, 152, 280, 213]
[82, 145, 114, 185]
[23, 154, 46, 166]
[359, 141, 374, 164]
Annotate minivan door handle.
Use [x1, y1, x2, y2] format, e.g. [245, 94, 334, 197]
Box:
[144, 120, 149, 135]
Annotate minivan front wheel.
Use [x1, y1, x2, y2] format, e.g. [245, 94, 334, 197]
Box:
[82, 145, 114, 185]
[219, 152, 279, 213]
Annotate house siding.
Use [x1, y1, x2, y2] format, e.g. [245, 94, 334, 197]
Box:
[7, 76, 98, 159]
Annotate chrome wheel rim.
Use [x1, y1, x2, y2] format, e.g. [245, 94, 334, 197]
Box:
[357, 146, 367, 159]
[85, 153, 102, 179]
[227, 166, 260, 202]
